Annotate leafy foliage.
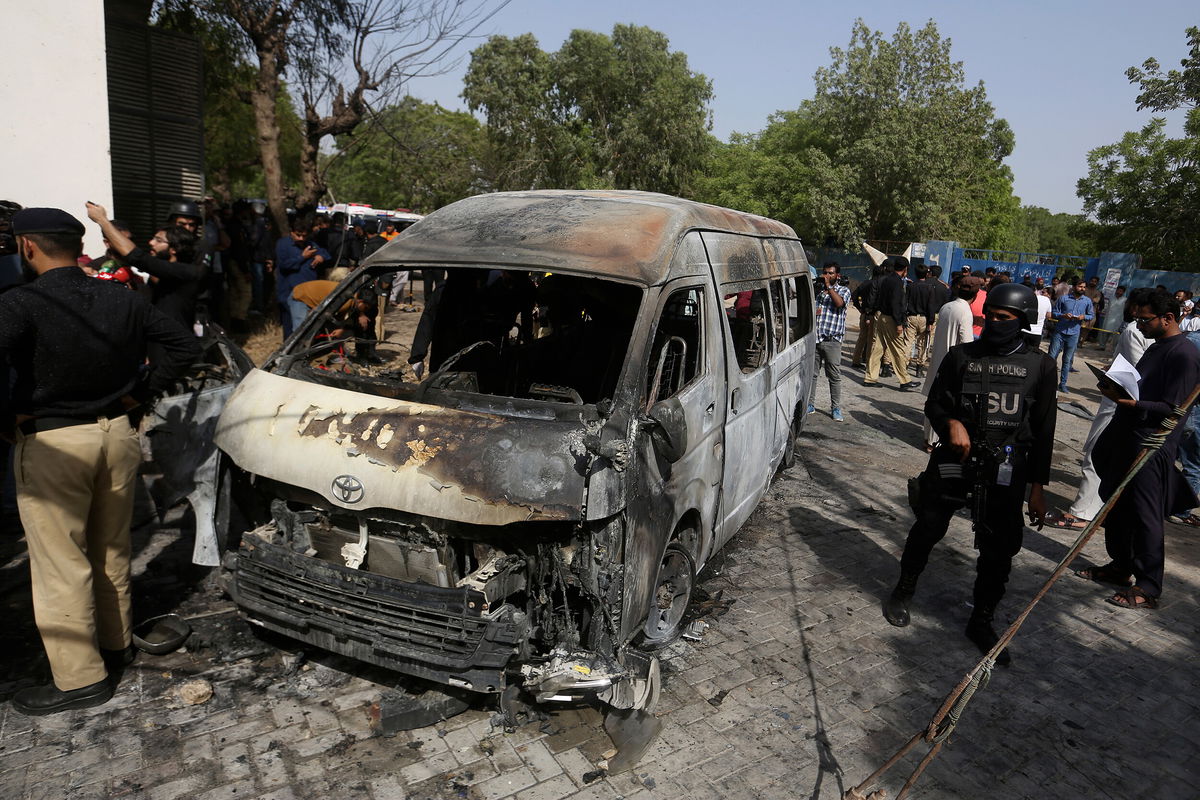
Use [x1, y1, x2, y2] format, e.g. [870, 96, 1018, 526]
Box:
[462, 25, 713, 195]
[1077, 26, 1200, 269]
[695, 19, 1019, 249]
[1125, 25, 1200, 121]
[156, 0, 496, 231]
[155, 4, 303, 201]
[1078, 119, 1200, 268]
[1011, 206, 1100, 256]
[323, 98, 487, 212]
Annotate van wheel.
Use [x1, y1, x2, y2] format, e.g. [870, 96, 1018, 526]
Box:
[638, 543, 696, 649]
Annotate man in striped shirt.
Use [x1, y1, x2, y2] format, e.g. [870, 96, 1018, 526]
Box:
[809, 263, 853, 422]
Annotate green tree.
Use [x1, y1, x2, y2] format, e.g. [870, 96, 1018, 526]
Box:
[1077, 120, 1200, 268]
[462, 24, 713, 195]
[157, 0, 499, 233]
[1077, 26, 1200, 269]
[324, 98, 487, 211]
[1015, 206, 1099, 256]
[155, 5, 304, 203]
[807, 19, 1017, 245]
[698, 19, 1020, 249]
[461, 33, 579, 190]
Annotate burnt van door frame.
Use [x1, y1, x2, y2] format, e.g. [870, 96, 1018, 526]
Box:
[701, 232, 780, 546]
[621, 249, 727, 644]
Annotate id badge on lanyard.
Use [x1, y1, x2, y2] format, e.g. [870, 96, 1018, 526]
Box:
[996, 445, 1014, 487]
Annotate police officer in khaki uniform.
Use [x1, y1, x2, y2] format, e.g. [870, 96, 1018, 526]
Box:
[882, 283, 1057, 666]
[0, 208, 198, 715]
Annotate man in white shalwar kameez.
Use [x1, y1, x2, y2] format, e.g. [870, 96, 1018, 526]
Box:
[1050, 294, 1150, 528]
[920, 276, 981, 449]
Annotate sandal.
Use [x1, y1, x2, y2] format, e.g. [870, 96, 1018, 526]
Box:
[1106, 586, 1158, 610]
[1075, 562, 1133, 588]
[1169, 513, 1200, 527]
[1049, 513, 1089, 530]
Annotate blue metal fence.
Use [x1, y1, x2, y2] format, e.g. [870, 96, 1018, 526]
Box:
[811, 241, 1200, 296]
[951, 249, 1097, 283]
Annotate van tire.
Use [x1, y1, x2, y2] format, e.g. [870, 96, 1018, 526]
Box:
[636, 543, 696, 650]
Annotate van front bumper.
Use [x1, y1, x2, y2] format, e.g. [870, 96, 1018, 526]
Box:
[230, 535, 527, 692]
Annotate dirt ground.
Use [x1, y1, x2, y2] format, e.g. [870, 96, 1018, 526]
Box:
[237, 277, 430, 367]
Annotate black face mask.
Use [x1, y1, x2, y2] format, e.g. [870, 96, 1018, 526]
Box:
[979, 317, 1025, 352]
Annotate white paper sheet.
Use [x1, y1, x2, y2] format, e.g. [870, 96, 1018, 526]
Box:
[1106, 353, 1141, 402]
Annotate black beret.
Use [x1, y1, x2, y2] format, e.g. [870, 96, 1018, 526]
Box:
[11, 208, 85, 236]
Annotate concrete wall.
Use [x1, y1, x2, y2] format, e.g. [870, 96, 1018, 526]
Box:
[0, 1, 112, 257]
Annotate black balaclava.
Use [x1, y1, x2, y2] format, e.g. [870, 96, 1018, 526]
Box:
[979, 317, 1025, 353]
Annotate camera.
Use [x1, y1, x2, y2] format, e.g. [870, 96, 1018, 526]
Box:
[814, 274, 848, 292]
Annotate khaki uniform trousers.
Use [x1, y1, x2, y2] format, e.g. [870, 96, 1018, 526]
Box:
[14, 416, 141, 690]
[866, 313, 911, 385]
[851, 312, 875, 366]
[906, 316, 931, 370]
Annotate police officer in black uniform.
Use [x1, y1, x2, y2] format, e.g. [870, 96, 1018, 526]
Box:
[883, 283, 1057, 665]
[0, 208, 199, 714]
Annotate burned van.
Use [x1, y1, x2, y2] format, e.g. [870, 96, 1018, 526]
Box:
[214, 190, 815, 716]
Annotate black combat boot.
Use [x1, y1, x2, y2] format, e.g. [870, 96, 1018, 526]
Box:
[965, 605, 1011, 666]
[883, 572, 920, 627]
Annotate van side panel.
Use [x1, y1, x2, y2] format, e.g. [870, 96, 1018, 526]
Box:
[702, 232, 780, 545]
[762, 239, 816, 453]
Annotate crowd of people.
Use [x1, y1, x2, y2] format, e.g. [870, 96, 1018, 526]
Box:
[0, 197, 428, 717]
[0, 197, 418, 343]
[809, 254, 1200, 664]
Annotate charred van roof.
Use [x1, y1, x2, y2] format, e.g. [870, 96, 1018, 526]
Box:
[363, 190, 799, 286]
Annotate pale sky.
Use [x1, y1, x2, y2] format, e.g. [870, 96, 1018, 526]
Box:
[401, 0, 1195, 216]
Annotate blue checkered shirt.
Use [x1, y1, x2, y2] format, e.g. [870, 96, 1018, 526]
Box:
[815, 284, 853, 342]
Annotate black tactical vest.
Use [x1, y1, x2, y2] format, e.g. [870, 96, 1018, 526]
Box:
[957, 349, 1045, 452]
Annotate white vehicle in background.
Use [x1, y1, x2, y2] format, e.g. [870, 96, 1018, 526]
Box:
[385, 209, 424, 232]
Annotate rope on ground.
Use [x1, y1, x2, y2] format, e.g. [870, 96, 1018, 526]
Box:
[842, 381, 1200, 800]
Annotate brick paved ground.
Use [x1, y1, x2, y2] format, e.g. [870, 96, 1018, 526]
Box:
[1, 323, 1197, 799]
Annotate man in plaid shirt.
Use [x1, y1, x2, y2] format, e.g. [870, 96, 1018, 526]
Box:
[809, 262, 853, 421]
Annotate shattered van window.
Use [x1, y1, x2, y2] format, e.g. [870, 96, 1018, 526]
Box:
[769, 279, 789, 351]
[283, 267, 642, 406]
[646, 286, 704, 405]
[722, 285, 771, 372]
[791, 276, 814, 339]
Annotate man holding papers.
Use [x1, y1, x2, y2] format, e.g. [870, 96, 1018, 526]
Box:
[1077, 292, 1200, 609]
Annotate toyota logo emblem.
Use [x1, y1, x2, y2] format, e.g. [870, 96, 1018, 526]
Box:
[331, 475, 365, 504]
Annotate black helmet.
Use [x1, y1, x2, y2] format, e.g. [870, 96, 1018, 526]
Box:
[985, 282, 1039, 327]
[167, 200, 201, 221]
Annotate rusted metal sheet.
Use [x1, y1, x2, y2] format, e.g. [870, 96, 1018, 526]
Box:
[366, 190, 798, 287]
[215, 370, 588, 525]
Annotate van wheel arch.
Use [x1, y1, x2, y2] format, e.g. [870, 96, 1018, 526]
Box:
[634, 515, 703, 650]
[782, 402, 803, 469]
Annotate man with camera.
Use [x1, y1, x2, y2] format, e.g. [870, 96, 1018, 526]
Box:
[275, 220, 330, 337]
[883, 283, 1057, 666]
[808, 262, 852, 421]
